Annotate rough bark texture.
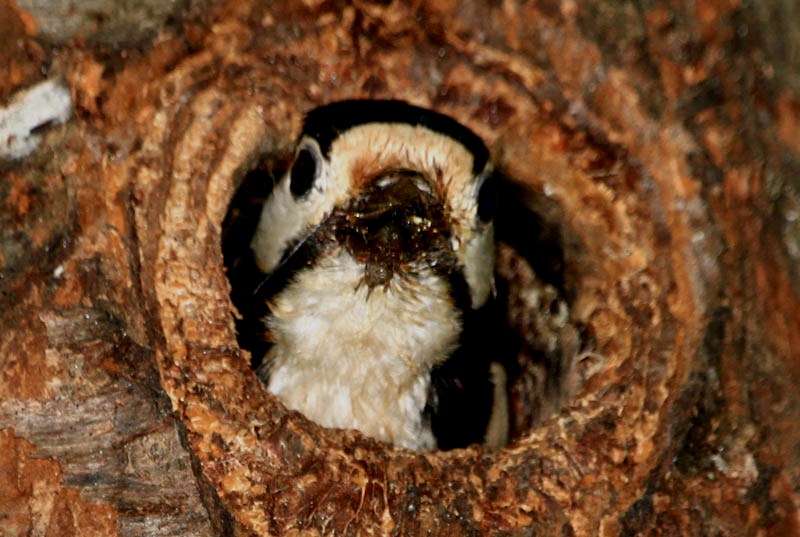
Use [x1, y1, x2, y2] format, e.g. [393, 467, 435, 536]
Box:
[1, 0, 799, 536]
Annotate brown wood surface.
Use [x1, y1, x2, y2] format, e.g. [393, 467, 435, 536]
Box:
[1, 0, 798, 535]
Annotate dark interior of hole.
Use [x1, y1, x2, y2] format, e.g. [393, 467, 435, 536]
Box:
[222, 158, 287, 367]
[222, 158, 588, 447]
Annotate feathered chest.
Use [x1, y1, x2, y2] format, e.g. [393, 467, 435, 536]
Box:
[262, 250, 461, 450]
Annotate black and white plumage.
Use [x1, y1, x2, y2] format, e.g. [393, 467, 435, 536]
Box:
[250, 100, 508, 451]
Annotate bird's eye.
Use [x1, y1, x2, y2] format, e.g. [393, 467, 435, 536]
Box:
[289, 148, 317, 198]
[476, 174, 496, 222]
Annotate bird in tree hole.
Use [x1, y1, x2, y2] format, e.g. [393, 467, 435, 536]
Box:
[250, 100, 508, 451]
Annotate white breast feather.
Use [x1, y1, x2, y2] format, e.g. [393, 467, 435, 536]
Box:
[264, 249, 461, 450]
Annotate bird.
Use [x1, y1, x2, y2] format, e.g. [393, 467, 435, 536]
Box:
[250, 99, 508, 451]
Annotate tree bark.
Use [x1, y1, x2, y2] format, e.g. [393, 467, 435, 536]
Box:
[1, 0, 798, 536]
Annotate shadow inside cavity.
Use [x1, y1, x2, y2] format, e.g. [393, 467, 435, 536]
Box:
[222, 158, 288, 372]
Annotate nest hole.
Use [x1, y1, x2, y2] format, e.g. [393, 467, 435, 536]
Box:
[222, 154, 591, 448]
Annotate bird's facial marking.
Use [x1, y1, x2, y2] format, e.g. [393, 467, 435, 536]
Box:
[289, 145, 319, 198]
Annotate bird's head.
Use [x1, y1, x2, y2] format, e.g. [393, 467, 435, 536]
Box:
[251, 100, 496, 309]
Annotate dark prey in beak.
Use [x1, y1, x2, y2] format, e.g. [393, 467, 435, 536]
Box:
[331, 169, 455, 289]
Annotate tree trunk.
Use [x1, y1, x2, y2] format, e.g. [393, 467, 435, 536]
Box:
[1, 0, 798, 535]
